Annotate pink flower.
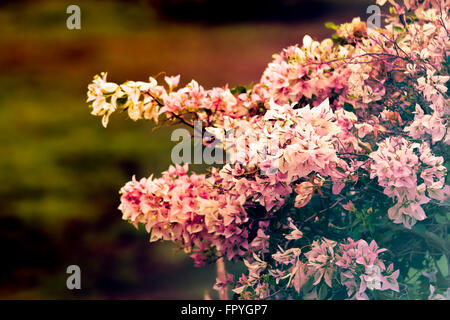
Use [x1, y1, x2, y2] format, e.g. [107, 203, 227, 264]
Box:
[294, 181, 314, 208]
[380, 265, 400, 292]
[285, 218, 303, 240]
[164, 75, 180, 90]
[341, 201, 356, 212]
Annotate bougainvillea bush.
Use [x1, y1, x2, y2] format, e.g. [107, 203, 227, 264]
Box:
[87, 0, 450, 300]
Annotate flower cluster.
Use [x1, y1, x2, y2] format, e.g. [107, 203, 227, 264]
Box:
[215, 98, 350, 212]
[88, 0, 450, 300]
[370, 136, 448, 228]
[87, 73, 166, 127]
[87, 72, 255, 128]
[234, 236, 399, 300]
[118, 164, 250, 265]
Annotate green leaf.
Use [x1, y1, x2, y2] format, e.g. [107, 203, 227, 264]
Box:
[116, 97, 128, 108]
[412, 223, 426, 235]
[435, 214, 446, 224]
[318, 284, 328, 299]
[335, 166, 346, 173]
[368, 222, 375, 234]
[230, 85, 247, 95]
[325, 22, 338, 31]
[343, 102, 355, 112]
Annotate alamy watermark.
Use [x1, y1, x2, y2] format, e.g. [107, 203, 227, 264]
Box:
[171, 121, 281, 175]
[66, 5, 81, 30]
[367, 5, 381, 29]
[66, 265, 81, 290]
[365, 265, 382, 290]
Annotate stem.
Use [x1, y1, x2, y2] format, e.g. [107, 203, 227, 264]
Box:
[447, 254, 450, 289]
[216, 255, 228, 300]
[336, 152, 370, 158]
[446, 215, 450, 288]
[309, 52, 410, 67]
[171, 112, 195, 129]
[146, 91, 197, 129]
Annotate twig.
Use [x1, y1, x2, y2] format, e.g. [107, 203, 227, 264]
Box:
[337, 152, 370, 158]
[216, 255, 228, 300]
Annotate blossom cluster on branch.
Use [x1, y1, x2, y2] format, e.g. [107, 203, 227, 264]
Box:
[233, 236, 400, 300]
[87, 0, 450, 299]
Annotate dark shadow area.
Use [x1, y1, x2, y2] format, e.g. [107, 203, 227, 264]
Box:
[150, 0, 345, 24]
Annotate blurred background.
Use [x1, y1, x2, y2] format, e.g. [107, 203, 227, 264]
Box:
[0, 0, 373, 299]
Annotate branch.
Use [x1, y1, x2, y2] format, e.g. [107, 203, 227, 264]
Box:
[383, 223, 449, 256]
